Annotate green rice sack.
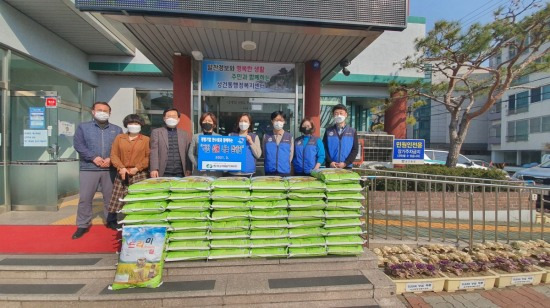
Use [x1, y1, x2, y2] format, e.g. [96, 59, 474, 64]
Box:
[325, 183, 363, 193]
[168, 230, 209, 241]
[250, 229, 289, 239]
[249, 209, 288, 220]
[288, 227, 325, 238]
[327, 245, 364, 256]
[170, 221, 210, 231]
[324, 226, 364, 236]
[325, 192, 364, 201]
[248, 200, 288, 210]
[210, 239, 251, 249]
[324, 210, 362, 219]
[287, 210, 325, 221]
[127, 178, 173, 194]
[211, 177, 251, 190]
[250, 238, 289, 248]
[210, 220, 250, 232]
[310, 168, 361, 184]
[210, 190, 251, 201]
[250, 191, 287, 201]
[250, 247, 288, 258]
[209, 230, 250, 239]
[166, 211, 210, 221]
[168, 191, 210, 201]
[208, 248, 250, 259]
[129, 222, 172, 230]
[210, 210, 250, 221]
[110, 226, 167, 290]
[250, 176, 288, 191]
[211, 201, 250, 211]
[286, 191, 325, 201]
[119, 201, 168, 214]
[166, 240, 210, 251]
[288, 246, 327, 258]
[323, 218, 363, 229]
[121, 192, 170, 202]
[287, 219, 325, 228]
[287, 200, 326, 210]
[325, 201, 363, 211]
[286, 176, 326, 192]
[165, 250, 209, 262]
[169, 176, 214, 192]
[250, 219, 289, 230]
[289, 237, 325, 247]
[166, 201, 211, 212]
[119, 213, 168, 224]
[324, 235, 364, 246]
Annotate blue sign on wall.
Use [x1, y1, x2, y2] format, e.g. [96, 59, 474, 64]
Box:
[198, 135, 247, 171]
[393, 139, 425, 164]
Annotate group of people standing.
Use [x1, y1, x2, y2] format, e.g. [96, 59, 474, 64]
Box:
[72, 102, 358, 239]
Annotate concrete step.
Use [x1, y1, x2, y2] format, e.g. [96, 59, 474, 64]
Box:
[0, 269, 399, 307]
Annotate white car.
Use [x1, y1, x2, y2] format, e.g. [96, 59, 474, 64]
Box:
[424, 150, 487, 169]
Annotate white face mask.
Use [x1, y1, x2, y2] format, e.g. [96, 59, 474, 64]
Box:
[239, 122, 250, 131]
[94, 111, 110, 122]
[127, 124, 141, 134]
[273, 121, 284, 130]
[334, 115, 346, 124]
[165, 118, 179, 128]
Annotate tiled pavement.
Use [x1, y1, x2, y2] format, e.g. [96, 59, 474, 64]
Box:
[401, 285, 550, 308]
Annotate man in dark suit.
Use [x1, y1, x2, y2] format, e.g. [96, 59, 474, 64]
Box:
[150, 108, 192, 178]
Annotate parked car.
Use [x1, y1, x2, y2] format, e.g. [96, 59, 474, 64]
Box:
[471, 159, 492, 168]
[511, 160, 550, 186]
[424, 150, 488, 169]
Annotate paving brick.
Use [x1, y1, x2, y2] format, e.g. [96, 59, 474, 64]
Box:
[441, 296, 467, 308]
[481, 290, 513, 308]
[421, 295, 446, 305]
[457, 293, 498, 308]
[515, 287, 549, 304]
[403, 295, 431, 308]
[532, 285, 550, 297]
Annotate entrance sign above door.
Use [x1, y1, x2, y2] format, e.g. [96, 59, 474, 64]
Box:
[202, 60, 295, 93]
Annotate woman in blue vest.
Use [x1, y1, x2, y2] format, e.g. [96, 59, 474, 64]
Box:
[228, 113, 262, 176]
[293, 118, 325, 175]
[262, 111, 293, 176]
[322, 104, 359, 169]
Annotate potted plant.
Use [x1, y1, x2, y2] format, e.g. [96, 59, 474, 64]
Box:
[491, 257, 545, 288]
[533, 253, 550, 283]
[384, 262, 446, 294]
[438, 260, 498, 292]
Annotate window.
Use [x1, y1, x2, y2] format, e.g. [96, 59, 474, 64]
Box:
[458, 155, 470, 164]
[508, 94, 516, 111]
[507, 121, 515, 141]
[507, 120, 528, 142]
[517, 91, 529, 110]
[530, 117, 541, 133]
[492, 100, 502, 113]
[531, 87, 541, 103]
[542, 116, 550, 132]
[495, 54, 502, 66]
[508, 46, 517, 59]
[433, 151, 448, 161]
[135, 90, 174, 136]
[490, 124, 501, 137]
[543, 85, 550, 101]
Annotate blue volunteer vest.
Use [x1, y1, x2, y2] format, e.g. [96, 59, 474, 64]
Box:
[230, 132, 257, 173]
[293, 136, 318, 175]
[326, 125, 355, 167]
[264, 131, 292, 175]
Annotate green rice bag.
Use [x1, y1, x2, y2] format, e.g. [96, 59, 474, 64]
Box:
[248, 200, 288, 209]
[209, 230, 250, 239]
[250, 219, 289, 229]
[168, 191, 210, 201]
[211, 177, 251, 190]
[250, 176, 288, 191]
[288, 246, 327, 258]
[166, 211, 210, 221]
[325, 201, 363, 211]
[250, 191, 287, 200]
[287, 210, 325, 220]
[129, 221, 173, 230]
[165, 250, 209, 261]
[327, 245, 364, 255]
[170, 221, 210, 231]
[210, 210, 249, 221]
[325, 183, 363, 193]
[210, 220, 250, 231]
[324, 210, 362, 219]
[325, 235, 364, 246]
[127, 177, 173, 194]
[119, 201, 168, 214]
[168, 230, 209, 241]
[286, 176, 326, 192]
[250, 238, 289, 248]
[324, 226, 363, 236]
[210, 239, 251, 248]
[287, 219, 325, 228]
[289, 237, 325, 247]
[208, 248, 250, 259]
[121, 192, 170, 202]
[249, 209, 288, 220]
[288, 227, 325, 238]
[325, 192, 365, 201]
[287, 191, 325, 201]
[250, 229, 289, 239]
[323, 218, 363, 228]
[169, 176, 213, 192]
[166, 240, 210, 251]
[119, 213, 168, 224]
[166, 201, 211, 211]
[310, 168, 361, 184]
[250, 247, 288, 258]
[287, 200, 326, 210]
[211, 201, 250, 211]
[210, 190, 251, 201]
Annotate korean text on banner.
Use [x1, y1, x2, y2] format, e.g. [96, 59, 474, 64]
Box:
[198, 135, 246, 172]
[392, 139, 425, 165]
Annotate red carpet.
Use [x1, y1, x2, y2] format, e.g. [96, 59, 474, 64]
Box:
[0, 225, 121, 254]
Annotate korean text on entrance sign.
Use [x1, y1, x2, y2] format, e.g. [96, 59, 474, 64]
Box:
[198, 135, 246, 172]
[392, 139, 425, 165]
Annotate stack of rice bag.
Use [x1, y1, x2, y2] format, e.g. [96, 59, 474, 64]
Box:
[311, 168, 366, 255]
[118, 178, 172, 227]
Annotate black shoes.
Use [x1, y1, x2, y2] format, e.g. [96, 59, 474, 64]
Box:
[72, 227, 89, 239]
[106, 221, 121, 230]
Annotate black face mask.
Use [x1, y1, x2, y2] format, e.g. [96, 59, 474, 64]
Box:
[201, 123, 213, 131]
[300, 127, 313, 135]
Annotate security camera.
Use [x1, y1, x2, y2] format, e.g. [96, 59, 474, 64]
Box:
[342, 67, 350, 76]
[340, 60, 351, 76]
